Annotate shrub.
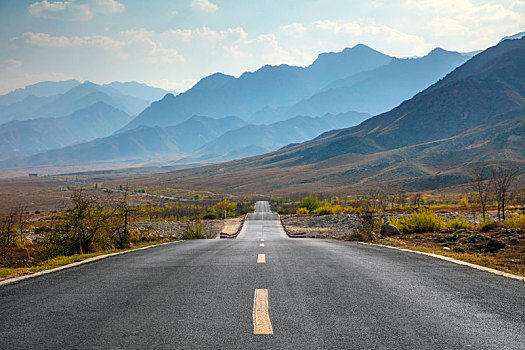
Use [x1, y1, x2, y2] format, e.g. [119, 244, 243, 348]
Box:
[389, 208, 446, 234]
[182, 221, 205, 240]
[480, 220, 497, 231]
[458, 197, 469, 207]
[214, 199, 236, 219]
[314, 202, 333, 215]
[277, 206, 289, 215]
[130, 229, 157, 243]
[296, 207, 309, 215]
[453, 244, 468, 253]
[502, 214, 525, 229]
[202, 213, 217, 220]
[299, 195, 321, 212]
[447, 217, 471, 230]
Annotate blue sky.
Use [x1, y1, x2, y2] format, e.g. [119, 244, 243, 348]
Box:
[0, 0, 524, 94]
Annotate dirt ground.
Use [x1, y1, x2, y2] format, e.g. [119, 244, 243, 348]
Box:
[281, 213, 525, 276]
[131, 220, 225, 239]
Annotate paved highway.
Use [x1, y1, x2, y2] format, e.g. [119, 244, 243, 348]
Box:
[1, 201, 524, 349]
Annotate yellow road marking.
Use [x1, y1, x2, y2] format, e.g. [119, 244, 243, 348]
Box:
[257, 254, 266, 263]
[253, 289, 273, 335]
[260, 243, 265, 247]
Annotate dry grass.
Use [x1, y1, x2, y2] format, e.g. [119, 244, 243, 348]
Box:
[0, 240, 175, 281]
[378, 237, 525, 277]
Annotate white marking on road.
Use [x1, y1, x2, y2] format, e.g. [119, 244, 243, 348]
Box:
[253, 289, 273, 335]
[260, 239, 264, 242]
[257, 254, 266, 263]
[259, 243, 265, 247]
[0, 241, 180, 287]
[357, 242, 525, 282]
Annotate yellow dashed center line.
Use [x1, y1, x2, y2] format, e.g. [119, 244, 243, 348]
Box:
[257, 254, 266, 263]
[253, 289, 273, 335]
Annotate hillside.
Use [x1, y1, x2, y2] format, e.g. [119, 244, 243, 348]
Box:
[0, 102, 132, 160]
[192, 111, 370, 160]
[4, 116, 247, 166]
[249, 48, 469, 123]
[130, 37, 525, 194]
[0, 80, 169, 125]
[0, 79, 80, 106]
[119, 44, 391, 131]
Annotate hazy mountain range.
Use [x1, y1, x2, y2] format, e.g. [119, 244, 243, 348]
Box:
[0, 43, 476, 170]
[138, 36, 525, 194]
[0, 81, 169, 125]
[121, 44, 470, 131]
[4, 111, 370, 167]
[0, 102, 132, 161]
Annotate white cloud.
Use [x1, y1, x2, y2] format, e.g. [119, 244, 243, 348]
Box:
[90, 0, 124, 14]
[3, 59, 23, 73]
[171, 10, 178, 15]
[279, 22, 307, 35]
[28, 0, 124, 21]
[416, 0, 525, 50]
[190, 0, 218, 13]
[511, 0, 525, 10]
[29, 0, 92, 21]
[22, 32, 123, 50]
[21, 31, 184, 64]
[278, 20, 434, 58]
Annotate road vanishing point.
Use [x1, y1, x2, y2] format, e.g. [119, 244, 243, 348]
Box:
[1, 201, 524, 349]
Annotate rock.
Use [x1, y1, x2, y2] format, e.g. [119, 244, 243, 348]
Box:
[480, 238, 507, 253]
[468, 234, 489, 243]
[380, 224, 400, 236]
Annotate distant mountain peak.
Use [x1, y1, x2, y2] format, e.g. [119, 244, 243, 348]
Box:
[191, 72, 236, 91]
[349, 43, 376, 52]
[312, 44, 389, 64]
[427, 47, 461, 57]
[500, 31, 525, 43]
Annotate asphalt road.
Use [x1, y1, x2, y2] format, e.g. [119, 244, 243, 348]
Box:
[1, 201, 524, 349]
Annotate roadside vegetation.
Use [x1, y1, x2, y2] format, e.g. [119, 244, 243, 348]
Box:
[276, 166, 525, 277]
[0, 188, 255, 280]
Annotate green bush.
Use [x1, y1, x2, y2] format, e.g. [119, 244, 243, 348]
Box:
[314, 202, 333, 215]
[389, 209, 446, 234]
[447, 217, 471, 230]
[299, 195, 321, 212]
[296, 207, 309, 215]
[502, 214, 525, 229]
[213, 199, 236, 219]
[182, 221, 206, 239]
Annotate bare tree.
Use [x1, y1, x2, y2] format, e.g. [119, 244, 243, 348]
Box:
[112, 192, 134, 249]
[356, 197, 383, 236]
[50, 190, 114, 254]
[492, 166, 518, 221]
[17, 206, 26, 245]
[0, 209, 17, 267]
[471, 167, 492, 222]
[413, 193, 422, 208]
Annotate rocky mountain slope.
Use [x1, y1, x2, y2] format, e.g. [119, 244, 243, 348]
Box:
[133, 37, 525, 194]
